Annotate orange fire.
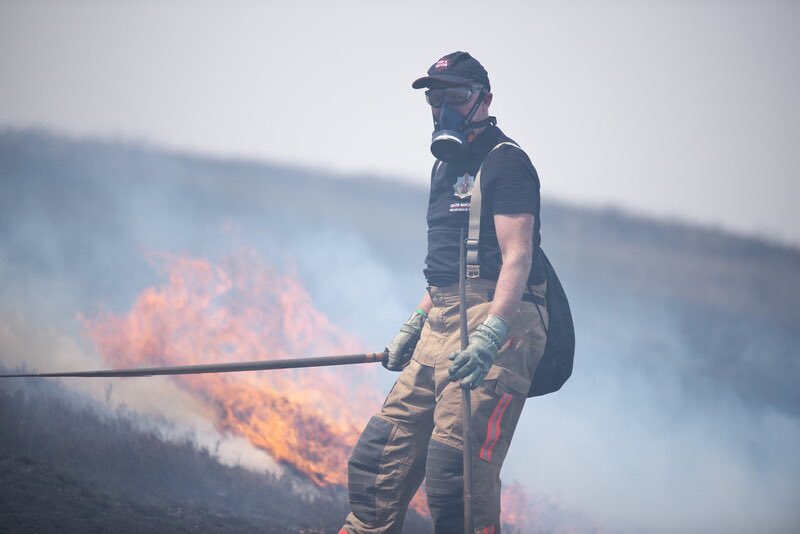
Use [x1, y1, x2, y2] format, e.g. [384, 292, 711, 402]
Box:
[84, 249, 381, 486]
[500, 481, 532, 532]
[83, 249, 534, 523]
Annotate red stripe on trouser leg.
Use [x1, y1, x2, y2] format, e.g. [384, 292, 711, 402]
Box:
[481, 394, 507, 458]
[479, 393, 510, 461]
[479, 392, 512, 462]
[487, 394, 513, 462]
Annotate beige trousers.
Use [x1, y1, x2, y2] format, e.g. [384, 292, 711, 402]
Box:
[341, 278, 547, 534]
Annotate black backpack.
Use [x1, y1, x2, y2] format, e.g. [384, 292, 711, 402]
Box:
[527, 248, 575, 397]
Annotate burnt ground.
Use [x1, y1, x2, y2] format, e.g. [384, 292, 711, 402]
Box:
[0, 377, 432, 533]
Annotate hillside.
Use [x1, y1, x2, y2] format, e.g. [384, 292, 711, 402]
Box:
[0, 375, 435, 533]
[1, 128, 798, 533]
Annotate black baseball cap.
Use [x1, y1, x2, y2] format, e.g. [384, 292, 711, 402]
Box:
[412, 51, 491, 91]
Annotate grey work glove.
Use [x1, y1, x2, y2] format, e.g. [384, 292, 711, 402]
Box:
[382, 310, 427, 371]
[449, 314, 510, 389]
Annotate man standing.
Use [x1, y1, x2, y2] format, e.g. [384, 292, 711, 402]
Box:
[340, 51, 548, 534]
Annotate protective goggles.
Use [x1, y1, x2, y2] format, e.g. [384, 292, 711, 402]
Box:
[425, 84, 484, 108]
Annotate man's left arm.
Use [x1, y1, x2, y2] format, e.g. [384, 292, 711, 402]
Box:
[487, 212, 534, 323]
[449, 212, 534, 388]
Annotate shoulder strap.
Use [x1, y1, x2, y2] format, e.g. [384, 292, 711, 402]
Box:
[432, 160, 443, 179]
[465, 141, 520, 278]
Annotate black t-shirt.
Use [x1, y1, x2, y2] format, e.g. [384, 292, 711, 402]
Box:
[424, 124, 545, 287]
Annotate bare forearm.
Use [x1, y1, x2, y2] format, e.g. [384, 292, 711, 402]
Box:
[488, 253, 531, 323]
[488, 213, 535, 323]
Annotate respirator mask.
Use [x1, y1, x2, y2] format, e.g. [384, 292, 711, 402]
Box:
[426, 84, 495, 162]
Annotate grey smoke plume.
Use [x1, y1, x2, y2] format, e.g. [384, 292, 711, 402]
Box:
[1, 129, 799, 533]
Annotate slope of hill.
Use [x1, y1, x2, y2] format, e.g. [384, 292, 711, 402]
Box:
[0, 374, 433, 533]
[1, 128, 798, 533]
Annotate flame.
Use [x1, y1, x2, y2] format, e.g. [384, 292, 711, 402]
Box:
[501, 482, 605, 533]
[84, 249, 381, 486]
[501, 481, 532, 531]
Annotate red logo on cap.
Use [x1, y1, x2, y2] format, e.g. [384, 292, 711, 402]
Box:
[435, 58, 449, 71]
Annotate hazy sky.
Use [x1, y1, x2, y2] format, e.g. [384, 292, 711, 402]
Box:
[1, 0, 798, 245]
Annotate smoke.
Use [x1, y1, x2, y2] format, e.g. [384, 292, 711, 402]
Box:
[2, 130, 799, 532]
[503, 290, 800, 533]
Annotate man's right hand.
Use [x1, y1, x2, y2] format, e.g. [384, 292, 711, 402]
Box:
[383, 310, 427, 371]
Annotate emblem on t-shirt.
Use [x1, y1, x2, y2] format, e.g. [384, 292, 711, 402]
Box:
[453, 173, 475, 199]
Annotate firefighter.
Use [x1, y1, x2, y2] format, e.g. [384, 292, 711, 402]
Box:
[340, 51, 548, 534]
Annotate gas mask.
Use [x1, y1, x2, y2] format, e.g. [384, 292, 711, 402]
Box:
[430, 87, 495, 162]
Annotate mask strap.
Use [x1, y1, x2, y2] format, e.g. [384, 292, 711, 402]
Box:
[461, 87, 488, 128]
[468, 116, 496, 130]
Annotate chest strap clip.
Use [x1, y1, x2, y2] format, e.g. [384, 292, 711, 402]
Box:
[465, 238, 480, 278]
